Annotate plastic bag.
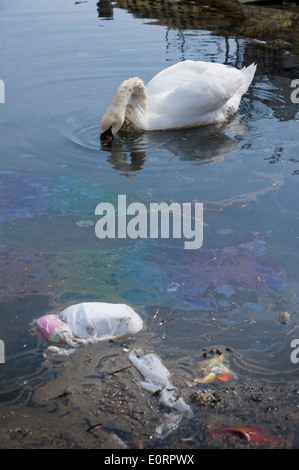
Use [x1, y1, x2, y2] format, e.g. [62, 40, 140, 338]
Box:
[129, 350, 191, 438]
[129, 350, 189, 412]
[35, 302, 143, 354]
[59, 302, 143, 342]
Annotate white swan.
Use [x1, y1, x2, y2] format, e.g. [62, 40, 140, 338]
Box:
[100, 60, 257, 146]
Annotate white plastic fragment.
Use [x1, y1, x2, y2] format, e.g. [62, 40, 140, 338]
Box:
[129, 350, 191, 438]
[154, 410, 185, 437]
[43, 345, 77, 357]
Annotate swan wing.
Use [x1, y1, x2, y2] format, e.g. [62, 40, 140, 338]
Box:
[146, 61, 251, 130]
[146, 60, 211, 96]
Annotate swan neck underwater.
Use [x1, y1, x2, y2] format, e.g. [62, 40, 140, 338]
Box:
[100, 60, 257, 147]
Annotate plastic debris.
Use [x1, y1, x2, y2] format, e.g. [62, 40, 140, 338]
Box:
[194, 354, 236, 384]
[129, 350, 190, 411]
[35, 314, 76, 346]
[154, 410, 186, 438]
[59, 302, 143, 342]
[43, 345, 77, 357]
[35, 302, 143, 354]
[209, 426, 279, 445]
[129, 350, 191, 438]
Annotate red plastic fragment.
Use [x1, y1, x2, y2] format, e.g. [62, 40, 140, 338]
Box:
[217, 373, 231, 382]
[209, 426, 279, 445]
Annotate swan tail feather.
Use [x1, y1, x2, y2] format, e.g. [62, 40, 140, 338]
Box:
[239, 63, 257, 96]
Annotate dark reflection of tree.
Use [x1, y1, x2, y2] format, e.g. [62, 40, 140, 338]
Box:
[243, 41, 299, 122]
[178, 30, 186, 61]
[224, 36, 241, 67]
[165, 29, 187, 62]
[165, 29, 171, 58]
[97, 0, 114, 19]
[114, 0, 299, 46]
[164, 27, 244, 68]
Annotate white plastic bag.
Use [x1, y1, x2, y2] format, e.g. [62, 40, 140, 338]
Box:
[59, 302, 143, 343]
[129, 350, 191, 438]
[35, 302, 143, 355]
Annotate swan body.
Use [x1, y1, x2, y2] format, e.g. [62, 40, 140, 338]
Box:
[100, 60, 256, 145]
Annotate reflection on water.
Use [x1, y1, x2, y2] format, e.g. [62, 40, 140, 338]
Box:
[114, 115, 248, 172]
[97, 0, 114, 20]
[67, 114, 248, 175]
[111, 0, 299, 49]
[0, 0, 299, 449]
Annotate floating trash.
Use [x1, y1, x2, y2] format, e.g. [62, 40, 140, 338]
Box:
[35, 314, 76, 346]
[209, 426, 279, 445]
[129, 350, 191, 438]
[194, 354, 236, 384]
[35, 302, 143, 355]
[129, 350, 190, 411]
